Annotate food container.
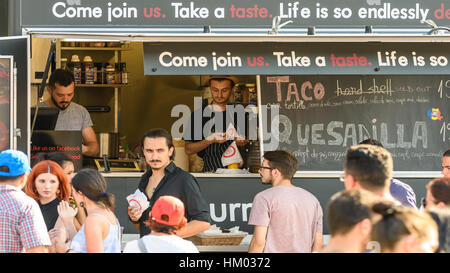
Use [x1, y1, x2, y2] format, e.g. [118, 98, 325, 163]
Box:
[188, 232, 248, 246]
[89, 42, 106, 47]
[105, 65, 116, 84]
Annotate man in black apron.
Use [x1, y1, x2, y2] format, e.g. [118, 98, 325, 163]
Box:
[184, 76, 249, 172]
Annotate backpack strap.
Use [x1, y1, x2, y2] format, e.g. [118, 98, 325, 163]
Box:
[137, 238, 148, 253]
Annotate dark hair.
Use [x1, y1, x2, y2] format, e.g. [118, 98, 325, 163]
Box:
[209, 78, 235, 88]
[427, 207, 450, 253]
[371, 202, 437, 252]
[327, 189, 378, 236]
[359, 138, 383, 147]
[263, 150, 298, 180]
[72, 168, 114, 210]
[0, 171, 22, 182]
[426, 178, 450, 205]
[345, 144, 393, 191]
[48, 69, 74, 90]
[144, 217, 187, 235]
[140, 128, 175, 160]
[31, 152, 73, 168]
[444, 149, 450, 157]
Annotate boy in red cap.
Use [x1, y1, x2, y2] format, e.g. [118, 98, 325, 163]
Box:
[123, 195, 199, 253]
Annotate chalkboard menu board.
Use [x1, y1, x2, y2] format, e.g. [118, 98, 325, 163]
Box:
[260, 75, 449, 171]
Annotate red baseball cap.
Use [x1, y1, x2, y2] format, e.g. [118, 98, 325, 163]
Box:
[150, 196, 187, 226]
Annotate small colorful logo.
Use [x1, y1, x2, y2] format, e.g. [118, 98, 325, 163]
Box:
[427, 108, 443, 121]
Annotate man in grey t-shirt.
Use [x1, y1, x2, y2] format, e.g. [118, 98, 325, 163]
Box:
[40, 69, 99, 156]
[248, 150, 323, 253]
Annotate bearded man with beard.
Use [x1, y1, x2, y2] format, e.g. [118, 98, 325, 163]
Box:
[39, 69, 98, 156]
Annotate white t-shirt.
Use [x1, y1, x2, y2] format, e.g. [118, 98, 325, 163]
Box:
[123, 234, 199, 253]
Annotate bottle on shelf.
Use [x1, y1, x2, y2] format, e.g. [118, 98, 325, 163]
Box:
[114, 63, 121, 84]
[71, 55, 82, 84]
[94, 62, 101, 84]
[60, 58, 68, 71]
[120, 63, 128, 84]
[242, 84, 249, 104]
[234, 83, 242, 104]
[105, 64, 116, 84]
[247, 83, 257, 105]
[83, 56, 95, 84]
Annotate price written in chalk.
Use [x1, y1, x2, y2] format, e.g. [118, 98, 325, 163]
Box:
[437, 79, 450, 99]
[441, 121, 450, 142]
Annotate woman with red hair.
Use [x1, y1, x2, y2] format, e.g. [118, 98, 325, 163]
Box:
[25, 160, 77, 234]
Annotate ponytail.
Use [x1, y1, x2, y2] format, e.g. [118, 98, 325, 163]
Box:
[97, 192, 115, 211]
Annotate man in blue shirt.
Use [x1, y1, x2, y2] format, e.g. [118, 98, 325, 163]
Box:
[359, 138, 417, 208]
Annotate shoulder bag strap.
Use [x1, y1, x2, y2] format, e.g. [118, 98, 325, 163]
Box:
[137, 238, 148, 253]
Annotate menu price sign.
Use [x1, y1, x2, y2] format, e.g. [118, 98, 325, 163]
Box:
[260, 75, 449, 171]
[31, 130, 82, 171]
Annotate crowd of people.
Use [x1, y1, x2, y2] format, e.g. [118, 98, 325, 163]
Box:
[0, 131, 449, 253]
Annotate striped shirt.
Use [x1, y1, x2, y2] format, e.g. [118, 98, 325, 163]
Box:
[0, 185, 51, 253]
[183, 106, 236, 172]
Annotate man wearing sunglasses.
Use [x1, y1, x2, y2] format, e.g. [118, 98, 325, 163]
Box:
[248, 150, 323, 253]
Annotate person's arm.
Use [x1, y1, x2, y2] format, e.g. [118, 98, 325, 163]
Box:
[176, 220, 210, 238]
[248, 225, 268, 253]
[311, 232, 324, 252]
[185, 140, 212, 155]
[25, 246, 49, 253]
[184, 132, 228, 155]
[48, 228, 77, 253]
[81, 126, 99, 156]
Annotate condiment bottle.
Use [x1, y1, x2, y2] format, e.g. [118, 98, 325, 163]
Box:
[106, 65, 116, 84]
[71, 55, 81, 84]
[94, 63, 101, 84]
[83, 56, 95, 84]
[120, 63, 128, 84]
[247, 83, 257, 105]
[234, 83, 242, 104]
[114, 63, 121, 84]
[60, 58, 68, 71]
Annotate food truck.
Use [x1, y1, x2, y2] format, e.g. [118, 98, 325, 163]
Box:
[1, 0, 448, 250]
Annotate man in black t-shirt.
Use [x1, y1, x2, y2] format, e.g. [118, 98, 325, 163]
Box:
[128, 129, 210, 238]
[183, 76, 249, 172]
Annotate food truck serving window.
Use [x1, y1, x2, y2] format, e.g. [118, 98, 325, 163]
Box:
[143, 41, 449, 172]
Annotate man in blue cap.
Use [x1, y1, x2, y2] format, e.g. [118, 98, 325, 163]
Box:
[0, 149, 51, 253]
